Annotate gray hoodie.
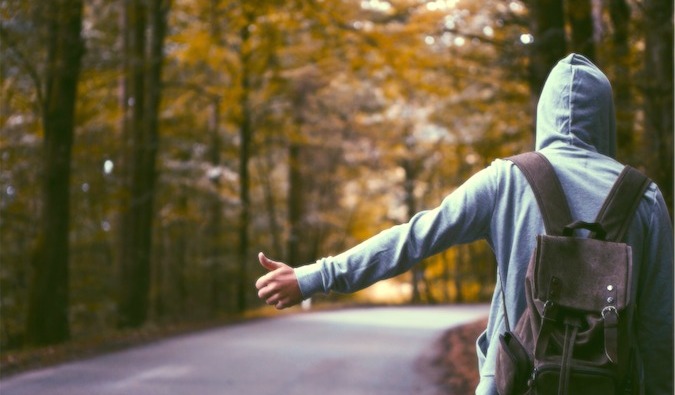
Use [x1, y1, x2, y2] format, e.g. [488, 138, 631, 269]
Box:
[294, 54, 673, 394]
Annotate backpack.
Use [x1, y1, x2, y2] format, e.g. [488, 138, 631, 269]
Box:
[495, 152, 651, 395]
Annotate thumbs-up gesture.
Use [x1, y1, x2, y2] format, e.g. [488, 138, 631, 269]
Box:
[255, 252, 303, 309]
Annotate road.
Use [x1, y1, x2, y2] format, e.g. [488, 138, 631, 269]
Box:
[0, 305, 489, 395]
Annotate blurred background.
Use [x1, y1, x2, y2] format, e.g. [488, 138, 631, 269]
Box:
[0, 0, 672, 352]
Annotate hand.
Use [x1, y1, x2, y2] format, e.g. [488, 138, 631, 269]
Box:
[255, 252, 303, 310]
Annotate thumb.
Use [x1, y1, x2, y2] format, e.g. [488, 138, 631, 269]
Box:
[258, 252, 284, 272]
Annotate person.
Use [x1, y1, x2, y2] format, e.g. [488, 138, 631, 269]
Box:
[254, 53, 674, 394]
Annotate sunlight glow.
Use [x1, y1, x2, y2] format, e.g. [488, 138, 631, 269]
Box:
[358, 279, 412, 304]
[520, 33, 534, 44]
[426, 0, 460, 12]
[509, 1, 525, 13]
[361, 0, 392, 12]
[441, 32, 453, 46]
[103, 159, 114, 175]
[352, 20, 374, 31]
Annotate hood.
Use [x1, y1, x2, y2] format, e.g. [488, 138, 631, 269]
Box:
[535, 53, 616, 158]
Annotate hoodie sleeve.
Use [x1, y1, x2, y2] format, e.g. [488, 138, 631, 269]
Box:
[636, 186, 674, 394]
[295, 163, 499, 298]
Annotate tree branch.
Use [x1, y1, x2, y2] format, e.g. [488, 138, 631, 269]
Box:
[0, 24, 45, 115]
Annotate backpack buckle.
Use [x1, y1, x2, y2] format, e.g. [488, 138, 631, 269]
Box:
[601, 305, 619, 320]
[602, 306, 620, 364]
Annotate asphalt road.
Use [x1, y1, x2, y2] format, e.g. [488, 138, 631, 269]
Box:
[0, 305, 489, 395]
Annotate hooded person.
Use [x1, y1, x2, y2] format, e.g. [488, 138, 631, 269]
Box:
[255, 54, 673, 394]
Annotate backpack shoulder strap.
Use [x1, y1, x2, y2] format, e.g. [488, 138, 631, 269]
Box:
[595, 166, 651, 242]
[499, 151, 573, 331]
[508, 152, 573, 236]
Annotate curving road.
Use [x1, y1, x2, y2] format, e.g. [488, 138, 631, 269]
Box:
[0, 305, 489, 395]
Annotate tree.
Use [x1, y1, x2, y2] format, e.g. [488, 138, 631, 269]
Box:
[24, 0, 85, 345]
[235, 4, 254, 313]
[525, 0, 567, 126]
[5, 0, 671, 349]
[642, 0, 673, 216]
[567, 0, 595, 61]
[608, 0, 634, 163]
[117, 0, 170, 328]
[285, 67, 327, 269]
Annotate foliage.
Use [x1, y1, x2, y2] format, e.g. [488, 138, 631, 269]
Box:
[0, 0, 671, 349]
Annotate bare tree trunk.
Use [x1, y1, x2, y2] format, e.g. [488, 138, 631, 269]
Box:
[117, 0, 132, 320]
[440, 250, 451, 302]
[258, 153, 284, 258]
[26, 0, 84, 346]
[287, 143, 303, 266]
[402, 157, 423, 303]
[236, 9, 254, 313]
[609, 0, 634, 163]
[153, 228, 166, 319]
[175, 192, 189, 316]
[117, 0, 169, 328]
[454, 245, 465, 303]
[208, 99, 223, 312]
[567, 0, 596, 61]
[642, 0, 673, 217]
[117, 0, 146, 329]
[526, 0, 567, 133]
[203, 0, 225, 315]
[143, 0, 168, 316]
[285, 69, 324, 268]
[422, 261, 436, 304]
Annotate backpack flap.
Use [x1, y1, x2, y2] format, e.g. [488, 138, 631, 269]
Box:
[533, 235, 632, 313]
[534, 235, 633, 365]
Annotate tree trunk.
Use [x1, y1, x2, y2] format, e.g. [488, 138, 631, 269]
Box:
[422, 261, 436, 304]
[454, 245, 464, 303]
[608, 0, 634, 163]
[287, 143, 303, 266]
[117, 0, 169, 328]
[642, 0, 673, 217]
[258, 153, 284, 258]
[117, 0, 146, 329]
[403, 157, 423, 304]
[26, 0, 84, 346]
[145, 0, 169, 313]
[285, 69, 323, 269]
[526, 0, 567, 133]
[208, 99, 223, 312]
[175, 192, 189, 316]
[237, 11, 254, 313]
[567, 0, 596, 61]
[440, 250, 451, 302]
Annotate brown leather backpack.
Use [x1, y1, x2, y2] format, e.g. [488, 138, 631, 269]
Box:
[495, 152, 650, 395]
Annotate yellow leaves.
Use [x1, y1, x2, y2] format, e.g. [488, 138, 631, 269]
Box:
[171, 29, 228, 70]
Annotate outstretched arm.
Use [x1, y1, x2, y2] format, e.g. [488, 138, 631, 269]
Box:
[284, 164, 498, 301]
[255, 252, 303, 310]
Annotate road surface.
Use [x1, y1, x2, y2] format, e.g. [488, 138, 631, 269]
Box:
[0, 305, 489, 395]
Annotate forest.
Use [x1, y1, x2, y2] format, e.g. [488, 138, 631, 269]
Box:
[1, 0, 672, 350]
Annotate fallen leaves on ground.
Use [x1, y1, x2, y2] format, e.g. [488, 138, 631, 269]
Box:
[426, 318, 488, 395]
